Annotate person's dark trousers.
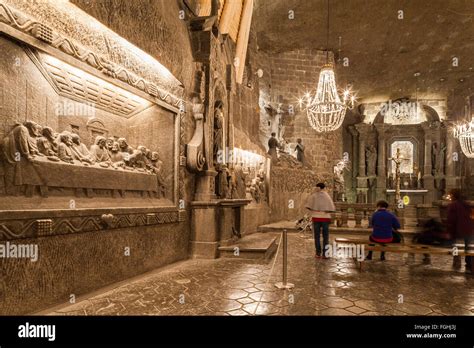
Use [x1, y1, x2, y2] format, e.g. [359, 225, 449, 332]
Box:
[465, 236, 473, 269]
[313, 221, 330, 256]
[367, 232, 402, 260]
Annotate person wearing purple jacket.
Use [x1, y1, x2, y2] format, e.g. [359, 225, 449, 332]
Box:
[447, 189, 473, 273]
[366, 200, 401, 261]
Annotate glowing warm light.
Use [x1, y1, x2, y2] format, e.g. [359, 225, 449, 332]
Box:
[304, 64, 355, 132]
[453, 120, 474, 158]
[44, 54, 150, 106]
[232, 148, 265, 168]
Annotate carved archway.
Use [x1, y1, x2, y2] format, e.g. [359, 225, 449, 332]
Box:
[372, 100, 440, 125]
[86, 118, 109, 144]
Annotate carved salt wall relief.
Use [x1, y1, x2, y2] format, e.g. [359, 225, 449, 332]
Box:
[0, 1, 186, 234]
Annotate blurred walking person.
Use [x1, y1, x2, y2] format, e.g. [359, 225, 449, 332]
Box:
[447, 189, 473, 273]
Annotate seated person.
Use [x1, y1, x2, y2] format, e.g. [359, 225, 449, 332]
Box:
[413, 218, 453, 247]
[366, 200, 402, 261]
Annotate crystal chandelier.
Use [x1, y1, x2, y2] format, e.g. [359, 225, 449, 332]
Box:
[454, 120, 474, 158]
[301, 0, 355, 133]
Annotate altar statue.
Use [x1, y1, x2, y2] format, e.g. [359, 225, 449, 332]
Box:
[213, 101, 224, 166]
[431, 142, 438, 175]
[389, 148, 408, 202]
[435, 142, 446, 176]
[365, 145, 377, 176]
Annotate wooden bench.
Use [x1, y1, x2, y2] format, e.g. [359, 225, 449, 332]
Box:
[335, 238, 474, 272]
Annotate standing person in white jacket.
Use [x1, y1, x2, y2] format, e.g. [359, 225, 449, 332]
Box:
[305, 183, 336, 258]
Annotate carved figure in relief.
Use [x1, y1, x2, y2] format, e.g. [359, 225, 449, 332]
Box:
[258, 174, 267, 202]
[37, 127, 59, 158]
[106, 137, 115, 153]
[23, 121, 44, 159]
[109, 142, 125, 165]
[90, 136, 111, 166]
[232, 163, 247, 199]
[130, 146, 149, 169]
[251, 175, 265, 203]
[71, 134, 94, 164]
[216, 164, 230, 199]
[250, 177, 260, 203]
[118, 138, 134, 155]
[149, 151, 166, 198]
[57, 132, 75, 164]
[2, 123, 34, 162]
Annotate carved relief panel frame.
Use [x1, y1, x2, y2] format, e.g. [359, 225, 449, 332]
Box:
[0, 1, 186, 240]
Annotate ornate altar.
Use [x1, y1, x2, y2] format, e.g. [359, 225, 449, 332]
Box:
[348, 99, 458, 206]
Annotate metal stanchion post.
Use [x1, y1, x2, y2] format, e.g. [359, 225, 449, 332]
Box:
[275, 229, 294, 289]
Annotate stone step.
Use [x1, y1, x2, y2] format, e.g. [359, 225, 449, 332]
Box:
[218, 233, 278, 260]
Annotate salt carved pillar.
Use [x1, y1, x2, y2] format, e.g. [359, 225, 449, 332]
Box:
[445, 121, 461, 190]
[375, 123, 388, 200]
[421, 122, 435, 201]
[355, 124, 368, 178]
[354, 123, 370, 202]
[348, 126, 359, 200]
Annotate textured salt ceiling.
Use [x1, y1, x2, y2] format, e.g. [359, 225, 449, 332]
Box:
[254, 0, 474, 101]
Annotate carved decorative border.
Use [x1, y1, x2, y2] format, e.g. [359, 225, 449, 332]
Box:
[0, 1, 182, 110]
[0, 210, 180, 242]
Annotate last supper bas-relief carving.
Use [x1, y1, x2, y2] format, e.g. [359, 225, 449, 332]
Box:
[0, 31, 182, 212]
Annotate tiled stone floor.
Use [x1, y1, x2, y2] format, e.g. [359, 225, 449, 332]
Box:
[44, 232, 474, 316]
